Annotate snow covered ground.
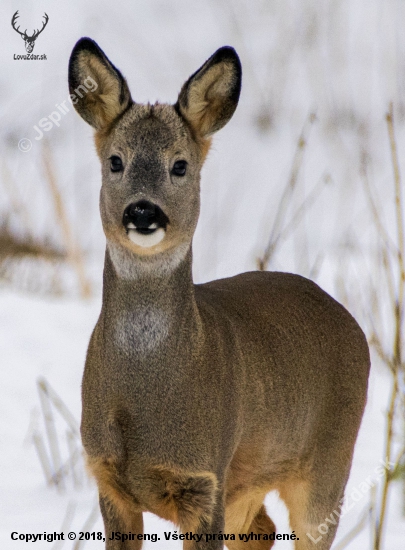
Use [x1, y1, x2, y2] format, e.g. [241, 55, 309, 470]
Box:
[1, 0, 405, 548]
[0, 291, 404, 549]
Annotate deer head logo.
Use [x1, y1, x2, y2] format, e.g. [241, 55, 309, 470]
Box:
[11, 11, 49, 54]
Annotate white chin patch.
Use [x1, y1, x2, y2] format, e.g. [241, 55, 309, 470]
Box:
[127, 228, 165, 248]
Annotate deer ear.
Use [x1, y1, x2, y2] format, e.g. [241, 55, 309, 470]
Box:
[68, 38, 132, 131]
[176, 47, 241, 139]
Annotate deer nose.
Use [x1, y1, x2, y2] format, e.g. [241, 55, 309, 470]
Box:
[122, 200, 169, 234]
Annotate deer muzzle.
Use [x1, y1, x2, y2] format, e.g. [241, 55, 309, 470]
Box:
[123, 200, 169, 248]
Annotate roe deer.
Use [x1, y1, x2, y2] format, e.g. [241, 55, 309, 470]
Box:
[68, 38, 370, 550]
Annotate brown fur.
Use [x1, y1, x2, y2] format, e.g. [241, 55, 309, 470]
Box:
[226, 504, 276, 550]
[68, 38, 370, 550]
[147, 468, 218, 530]
[89, 456, 141, 529]
[90, 456, 217, 533]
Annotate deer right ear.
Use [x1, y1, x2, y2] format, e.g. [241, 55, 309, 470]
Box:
[68, 38, 132, 131]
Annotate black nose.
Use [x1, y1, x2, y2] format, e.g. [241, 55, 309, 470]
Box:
[123, 200, 169, 234]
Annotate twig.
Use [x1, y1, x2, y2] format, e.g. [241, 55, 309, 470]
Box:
[361, 150, 397, 258]
[38, 377, 80, 437]
[37, 379, 65, 491]
[373, 103, 405, 549]
[258, 112, 316, 269]
[361, 154, 398, 331]
[392, 446, 405, 477]
[374, 373, 398, 549]
[386, 105, 405, 285]
[67, 431, 82, 489]
[380, 247, 398, 331]
[309, 252, 324, 281]
[32, 430, 53, 485]
[73, 500, 100, 550]
[52, 447, 84, 488]
[332, 504, 371, 550]
[273, 172, 329, 255]
[386, 105, 405, 373]
[369, 332, 394, 373]
[52, 501, 76, 550]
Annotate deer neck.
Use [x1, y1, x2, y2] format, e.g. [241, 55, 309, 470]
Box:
[101, 243, 201, 357]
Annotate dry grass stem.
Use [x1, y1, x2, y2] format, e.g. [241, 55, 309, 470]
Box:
[1, 161, 34, 231]
[42, 143, 91, 299]
[386, 105, 405, 376]
[333, 505, 371, 550]
[274, 172, 329, 248]
[73, 501, 100, 550]
[52, 501, 76, 550]
[369, 333, 394, 371]
[32, 430, 53, 486]
[33, 378, 88, 492]
[361, 152, 397, 257]
[38, 377, 80, 437]
[38, 380, 65, 491]
[0, 225, 64, 263]
[386, 105, 405, 281]
[258, 112, 316, 270]
[53, 447, 83, 487]
[372, 104, 405, 549]
[67, 431, 82, 489]
[374, 373, 398, 550]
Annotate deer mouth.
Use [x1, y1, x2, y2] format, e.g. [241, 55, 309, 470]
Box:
[122, 200, 169, 248]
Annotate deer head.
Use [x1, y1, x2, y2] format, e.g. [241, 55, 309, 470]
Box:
[12, 11, 49, 54]
[68, 38, 241, 266]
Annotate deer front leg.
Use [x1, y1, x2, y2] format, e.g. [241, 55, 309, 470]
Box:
[100, 496, 144, 550]
[150, 468, 224, 550]
[183, 511, 226, 550]
[180, 490, 226, 550]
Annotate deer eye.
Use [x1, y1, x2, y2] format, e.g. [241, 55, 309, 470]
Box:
[172, 160, 187, 177]
[110, 156, 123, 172]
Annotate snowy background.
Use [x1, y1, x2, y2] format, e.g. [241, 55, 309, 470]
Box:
[0, 0, 404, 548]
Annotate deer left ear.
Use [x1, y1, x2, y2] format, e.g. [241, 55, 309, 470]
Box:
[176, 47, 242, 139]
[68, 37, 132, 131]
